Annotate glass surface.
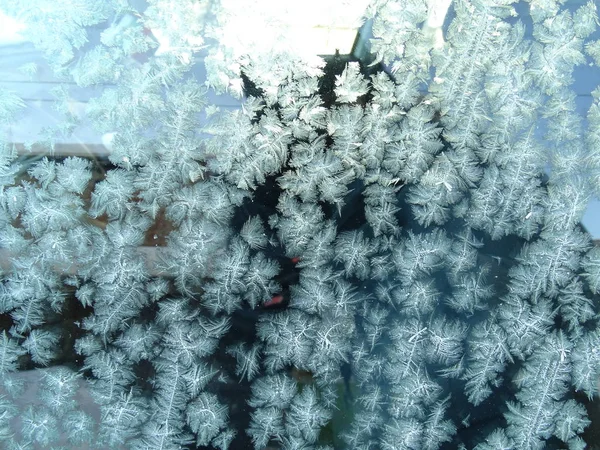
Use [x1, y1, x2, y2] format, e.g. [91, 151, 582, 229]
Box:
[0, 0, 600, 449]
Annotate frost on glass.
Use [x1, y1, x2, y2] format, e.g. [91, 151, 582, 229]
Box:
[0, 0, 600, 449]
